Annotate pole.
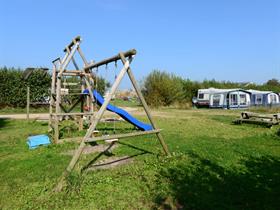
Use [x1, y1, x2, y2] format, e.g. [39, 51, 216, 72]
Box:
[26, 86, 30, 121]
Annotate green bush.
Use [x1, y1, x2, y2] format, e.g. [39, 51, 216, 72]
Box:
[0, 67, 110, 108]
[141, 70, 184, 106]
[0, 67, 51, 107]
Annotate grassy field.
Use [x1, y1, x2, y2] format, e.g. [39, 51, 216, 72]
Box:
[0, 108, 280, 209]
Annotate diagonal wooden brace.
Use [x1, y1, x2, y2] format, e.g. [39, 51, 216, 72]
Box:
[62, 58, 132, 176]
[119, 54, 170, 155]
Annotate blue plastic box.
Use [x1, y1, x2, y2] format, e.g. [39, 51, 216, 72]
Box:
[27, 135, 51, 149]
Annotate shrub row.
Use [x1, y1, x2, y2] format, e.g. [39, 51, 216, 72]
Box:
[0, 67, 108, 108]
[141, 70, 280, 107]
[0, 67, 51, 107]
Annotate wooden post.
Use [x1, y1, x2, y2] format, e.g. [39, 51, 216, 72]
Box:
[54, 119, 59, 144]
[77, 47, 94, 123]
[119, 53, 170, 155]
[55, 42, 79, 131]
[26, 86, 30, 121]
[49, 63, 57, 132]
[77, 47, 89, 69]
[77, 116, 83, 131]
[88, 76, 94, 122]
[80, 94, 84, 131]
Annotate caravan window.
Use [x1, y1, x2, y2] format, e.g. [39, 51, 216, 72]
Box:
[230, 94, 238, 105]
[198, 93, 204, 99]
[255, 95, 262, 104]
[240, 94, 247, 105]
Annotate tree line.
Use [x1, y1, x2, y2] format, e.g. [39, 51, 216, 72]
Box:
[141, 70, 280, 107]
[1, 67, 279, 108]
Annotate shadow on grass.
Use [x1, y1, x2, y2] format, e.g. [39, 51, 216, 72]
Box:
[0, 118, 10, 129]
[155, 153, 280, 210]
[118, 141, 155, 155]
[81, 141, 152, 173]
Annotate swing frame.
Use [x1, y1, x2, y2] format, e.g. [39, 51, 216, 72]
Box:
[50, 36, 170, 191]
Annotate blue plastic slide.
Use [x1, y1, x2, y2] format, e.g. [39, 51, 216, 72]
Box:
[83, 89, 153, 131]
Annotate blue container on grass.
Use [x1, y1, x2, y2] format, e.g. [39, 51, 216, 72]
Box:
[27, 135, 51, 149]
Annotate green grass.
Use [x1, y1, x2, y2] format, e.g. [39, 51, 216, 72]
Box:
[110, 98, 141, 107]
[0, 109, 280, 209]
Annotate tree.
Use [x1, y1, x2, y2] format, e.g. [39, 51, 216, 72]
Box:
[265, 79, 279, 87]
[141, 70, 184, 106]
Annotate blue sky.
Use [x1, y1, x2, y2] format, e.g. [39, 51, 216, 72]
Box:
[0, 0, 279, 88]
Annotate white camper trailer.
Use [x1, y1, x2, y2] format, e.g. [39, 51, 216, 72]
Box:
[247, 90, 280, 106]
[194, 88, 222, 107]
[209, 89, 251, 109]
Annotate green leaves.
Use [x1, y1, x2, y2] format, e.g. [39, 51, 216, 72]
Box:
[0, 67, 51, 107]
[141, 70, 185, 107]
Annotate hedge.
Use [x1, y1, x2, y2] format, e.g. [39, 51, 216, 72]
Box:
[0, 67, 109, 108]
[0, 67, 51, 107]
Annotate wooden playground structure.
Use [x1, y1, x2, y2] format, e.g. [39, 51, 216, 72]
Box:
[49, 36, 169, 189]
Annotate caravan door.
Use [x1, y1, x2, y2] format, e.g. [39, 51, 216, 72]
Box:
[229, 93, 238, 108]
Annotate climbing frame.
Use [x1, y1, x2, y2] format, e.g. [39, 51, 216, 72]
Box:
[51, 36, 170, 191]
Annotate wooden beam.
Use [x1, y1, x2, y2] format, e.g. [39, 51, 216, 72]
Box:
[85, 129, 161, 142]
[62, 82, 79, 86]
[61, 72, 90, 76]
[59, 43, 80, 74]
[119, 53, 170, 156]
[77, 47, 89, 68]
[84, 49, 136, 70]
[49, 63, 57, 131]
[63, 36, 81, 52]
[51, 112, 94, 116]
[234, 118, 278, 126]
[52, 57, 60, 64]
[63, 70, 83, 74]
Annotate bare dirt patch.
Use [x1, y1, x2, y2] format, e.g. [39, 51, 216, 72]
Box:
[85, 155, 134, 171]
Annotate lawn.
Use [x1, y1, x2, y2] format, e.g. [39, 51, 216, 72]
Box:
[0, 108, 279, 209]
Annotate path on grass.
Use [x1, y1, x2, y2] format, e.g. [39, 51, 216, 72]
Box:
[0, 113, 49, 120]
[0, 108, 241, 121]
